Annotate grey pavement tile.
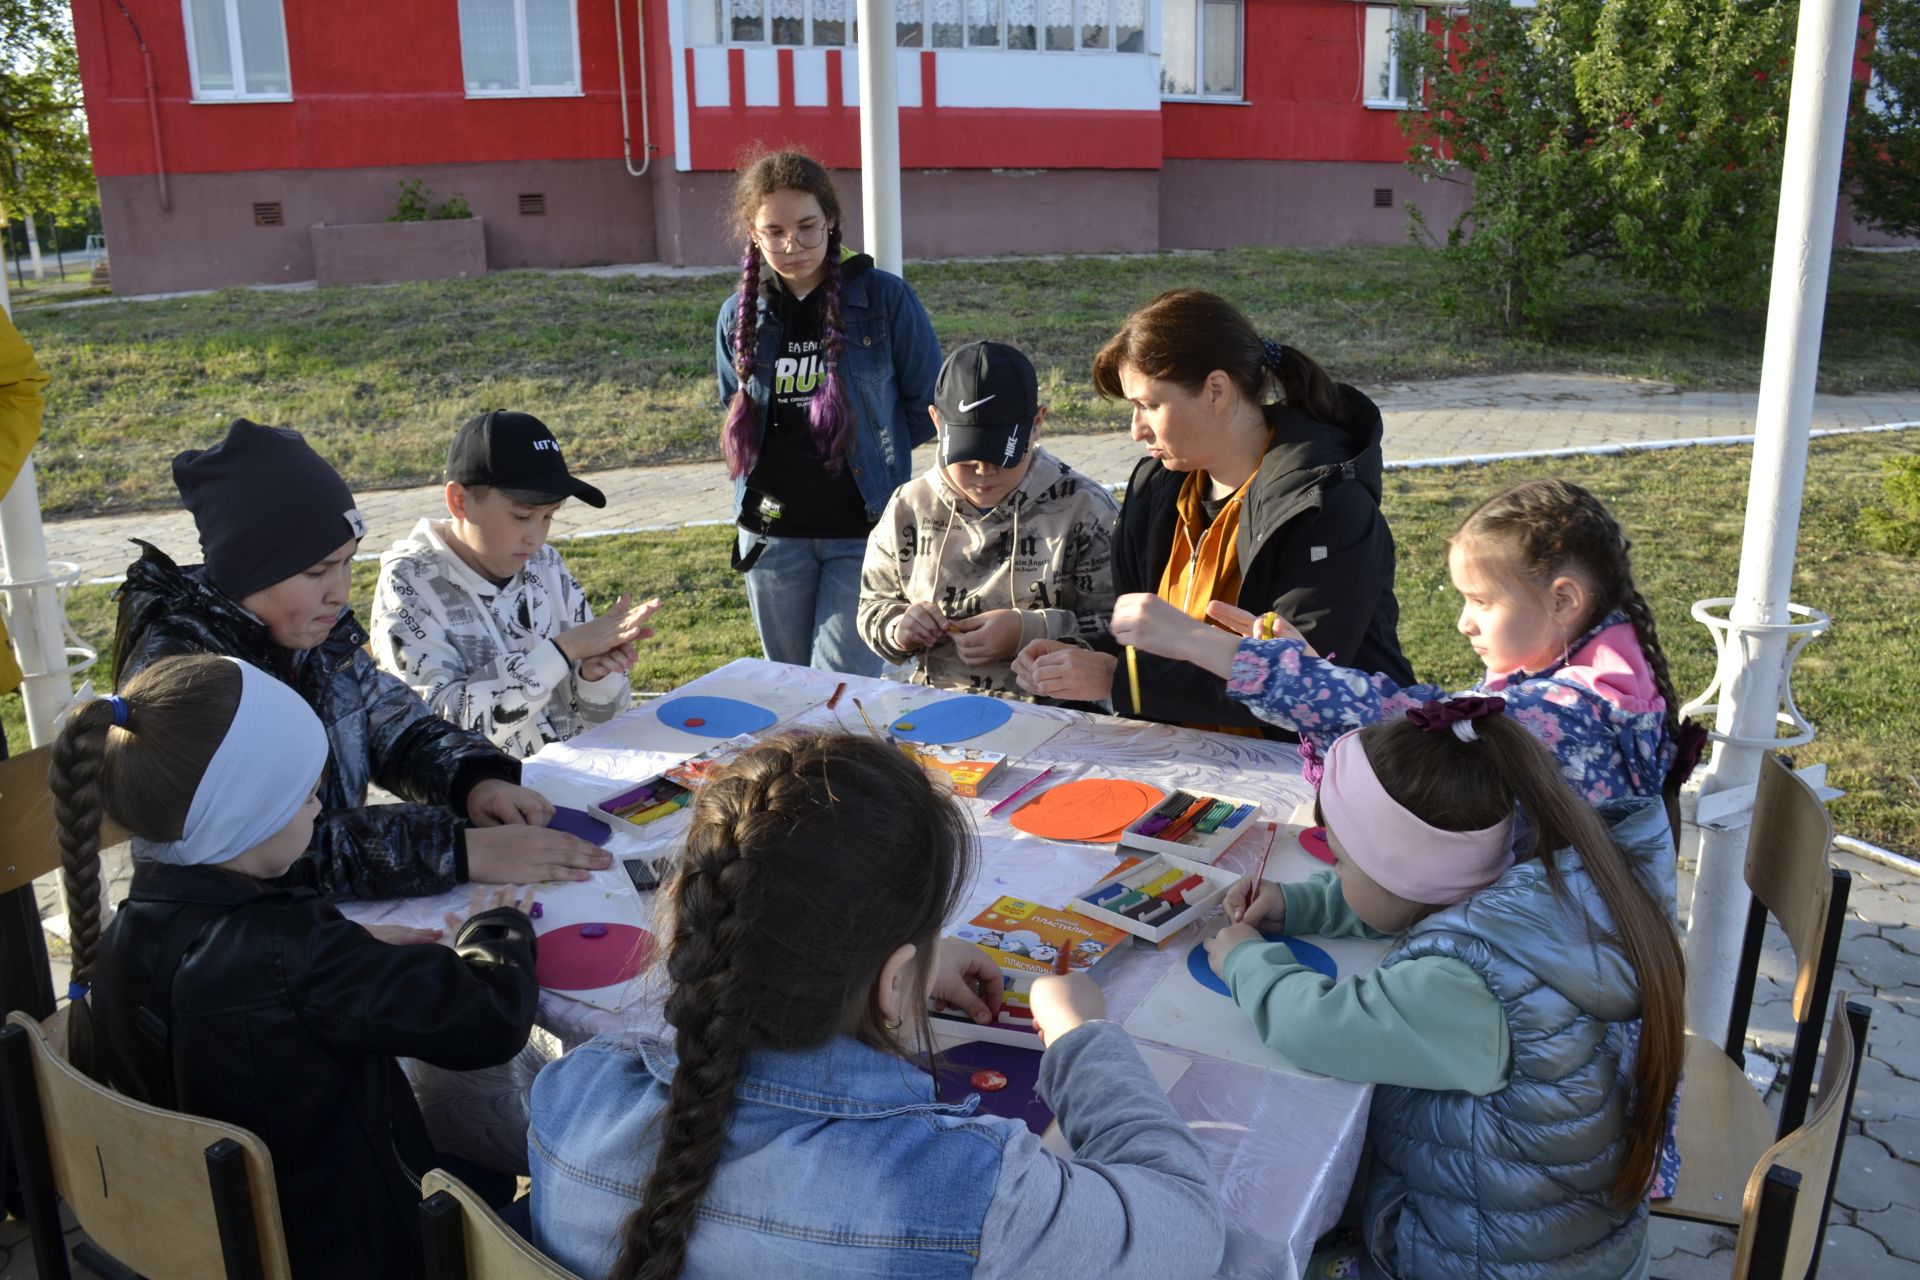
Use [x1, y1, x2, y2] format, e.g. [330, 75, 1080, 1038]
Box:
[1833, 1135, 1920, 1214]
[1857, 1207, 1920, 1265]
[1855, 1055, 1920, 1124]
[1854, 883, 1920, 931]
[1845, 936, 1920, 999]
[1865, 1113, 1920, 1162]
[1820, 1223, 1919, 1276]
[1646, 1243, 1739, 1280]
[1649, 1218, 1737, 1261]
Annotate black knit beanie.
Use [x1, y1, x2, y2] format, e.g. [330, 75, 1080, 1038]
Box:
[172, 419, 367, 599]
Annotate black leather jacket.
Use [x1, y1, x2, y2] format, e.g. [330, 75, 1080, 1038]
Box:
[90, 858, 538, 1280]
[113, 540, 520, 898]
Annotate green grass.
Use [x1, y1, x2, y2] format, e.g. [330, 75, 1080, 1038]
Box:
[8, 430, 1916, 854]
[15, 246, 1920, 518]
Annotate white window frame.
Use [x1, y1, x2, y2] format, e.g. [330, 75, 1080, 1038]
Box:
[181, 0, 292, 103]
[1160, 0, 1245, 102]
[461, 0, 585, 98]
[704, 0, 1148, 53]
[1362, 4, 1424, 110]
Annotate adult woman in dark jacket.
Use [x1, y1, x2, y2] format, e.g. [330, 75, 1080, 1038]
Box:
[1014, 290, 1412, 734]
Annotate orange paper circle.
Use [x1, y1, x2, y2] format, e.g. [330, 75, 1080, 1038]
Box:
[1008, 779, 1165, 843]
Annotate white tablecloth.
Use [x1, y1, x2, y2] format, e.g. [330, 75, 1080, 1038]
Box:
[347, 658, 1370, 1278]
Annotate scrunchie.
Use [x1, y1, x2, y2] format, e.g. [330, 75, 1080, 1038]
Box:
[1259, 337, 1289, 373]
[1406, 695, 1507, 742]
[103, 694, 131, 729]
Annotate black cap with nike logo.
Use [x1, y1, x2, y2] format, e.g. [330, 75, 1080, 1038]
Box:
[934, 340, 1039, 468]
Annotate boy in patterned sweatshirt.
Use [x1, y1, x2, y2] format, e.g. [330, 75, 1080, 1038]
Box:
[858, 341, 1119, 699]
[372, 411, 657, 758]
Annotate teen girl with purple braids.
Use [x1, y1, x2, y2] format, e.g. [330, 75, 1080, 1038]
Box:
[716, 149, 942, 676]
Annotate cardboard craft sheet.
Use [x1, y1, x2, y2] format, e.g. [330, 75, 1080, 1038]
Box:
[848, 689, 1069, 764]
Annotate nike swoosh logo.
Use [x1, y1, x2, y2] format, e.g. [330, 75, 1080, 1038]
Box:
[957, 396, 996, 413]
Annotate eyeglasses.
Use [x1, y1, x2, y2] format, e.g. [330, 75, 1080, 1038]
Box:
[753, 223, 828, 252]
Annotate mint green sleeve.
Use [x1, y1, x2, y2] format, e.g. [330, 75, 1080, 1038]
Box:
[1279, 870, 1391, 940]
[1221, 940, 1512, 1095]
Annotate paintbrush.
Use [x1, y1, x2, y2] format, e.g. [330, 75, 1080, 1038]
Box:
[987, 766, 1055, 818]
[850, 697, 892, 744]
[1238, 821, 1280, 924]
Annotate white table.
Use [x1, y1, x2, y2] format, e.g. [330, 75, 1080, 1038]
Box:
[350, 658, 1371, 1278]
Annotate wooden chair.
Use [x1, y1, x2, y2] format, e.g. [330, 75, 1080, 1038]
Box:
[1722, 997, 1870, 1280]
[1, 1008, 293, 1280]
[420, 1167, 582, 1280]
[1656, 752, 1850, 1227]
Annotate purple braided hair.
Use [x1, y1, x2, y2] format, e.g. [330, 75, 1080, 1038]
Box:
[721, 240, 764, 480]
[807, 226, 854, 473]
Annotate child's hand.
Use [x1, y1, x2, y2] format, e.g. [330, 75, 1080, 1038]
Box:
[949, 610, 1023, 665]
[1028, 973, 1107, 1047]
[1012, 640, 1116, 702]
[467, 780, 554, 827]
[1204, 923, 1264, 979]
[443, 884, 539, 935]
[892, 602, 949, 652]
[362, 922, 444, 945]
[1110, 593, 1207, 659]
[928, 937, 1005, 1025]
[579, 641, 637, 683]
[1225, 875, 1287, 929]
[557, 595, 661, 663]
[1206, 600, 1314, 653]
[466, 825, 613, 883]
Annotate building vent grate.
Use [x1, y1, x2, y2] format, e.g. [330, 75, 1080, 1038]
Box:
[1373, 188, 1394, 209]
[519, 193, 547, 216]
[253, 201, 284, 226]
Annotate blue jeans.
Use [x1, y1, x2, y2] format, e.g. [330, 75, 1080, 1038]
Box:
[738, 531, 884, 677]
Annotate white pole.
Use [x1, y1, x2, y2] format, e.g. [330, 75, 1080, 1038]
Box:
[0, 248, 74, 748]
[1683, 0, 1862, 1036]
[24, 215, 44, 283]
[856, 0, 904, 276]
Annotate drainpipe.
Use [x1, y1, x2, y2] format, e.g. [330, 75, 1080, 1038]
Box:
[613, 0, 652, 177]
[111, 0, 171, 212]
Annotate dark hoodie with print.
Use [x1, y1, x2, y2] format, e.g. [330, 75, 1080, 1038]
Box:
[1098, 384, 1415, 735]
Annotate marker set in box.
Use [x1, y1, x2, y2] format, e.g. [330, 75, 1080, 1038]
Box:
[1118, 790, 1260, 863]
[1070, 853, 1241, 945]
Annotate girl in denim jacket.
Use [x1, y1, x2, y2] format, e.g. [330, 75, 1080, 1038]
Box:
[529, 734, 1225, 1279]
[1112, 477, 1705, 818]
[717, 150, 943, 677]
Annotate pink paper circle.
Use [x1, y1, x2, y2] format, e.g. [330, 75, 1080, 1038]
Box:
[536, 923, 655, 992]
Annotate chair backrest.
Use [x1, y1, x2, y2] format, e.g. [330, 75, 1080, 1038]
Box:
[421, 1168, 582, 1280]
[1730, 995, 1865, 1280]
[0, 744, 133, 896]
[1, 1009, 293, 1280]
[1743, 752, 1835, 1023]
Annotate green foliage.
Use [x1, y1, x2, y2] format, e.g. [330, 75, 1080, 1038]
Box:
[1398, 0, 1795, 331]
[1849, 0, 1920, 238]
[390, 180, 473, 223]
[0, 0, 96, 225]
[1861, 455, 1920, 554]
[433, 192, 473, 221]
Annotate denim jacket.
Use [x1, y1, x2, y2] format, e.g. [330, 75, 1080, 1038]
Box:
[715, 253, 942, 523]
[529, 1020, 1225, 1279]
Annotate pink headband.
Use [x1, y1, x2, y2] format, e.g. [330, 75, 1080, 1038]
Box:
[1317, 728, 1516, 906]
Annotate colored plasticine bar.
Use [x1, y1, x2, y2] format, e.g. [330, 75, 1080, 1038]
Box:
[1220, 803, 1256, 830]
[1088, 881, 1128, 905]
[1138, 869, 1186, 897]
[1192, 800, 1237, 836]
[1108, 890, 1148, 913]
[1162, 874, 1206, 906]
[1119, 861, 1174, 890]
[1137, 900, 1176, 926]
[1157, 800, 1213, 845]
[1120, 897, 1158, 920]
[1135, 791, 1195, 836]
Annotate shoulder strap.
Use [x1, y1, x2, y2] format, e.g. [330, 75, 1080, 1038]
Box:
[132, 902, 227, 1109]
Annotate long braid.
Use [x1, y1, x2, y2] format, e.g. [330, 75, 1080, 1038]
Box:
[51, 700, 115, 994]
[721, 241, 765, 480]
[808, 226, 854, 473]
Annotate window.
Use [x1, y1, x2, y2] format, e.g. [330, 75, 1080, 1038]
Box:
[459, 0, 581, 96]
[182, 0, 290, 100]
[700, 0, 1146, 52]
[1162, 0, 1241, 99]
[1363, 4, 1424, 107]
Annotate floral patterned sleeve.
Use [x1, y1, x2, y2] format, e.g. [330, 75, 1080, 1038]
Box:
[1225, 638, 1449, 761]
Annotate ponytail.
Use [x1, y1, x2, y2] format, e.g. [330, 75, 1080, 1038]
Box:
[1363, 712, 1685, 1205]
[1258, 337, 1346, 428]
[51, 698, 115, 1073]
[807, 226, 854, 473]
[722, 241, 764, 480]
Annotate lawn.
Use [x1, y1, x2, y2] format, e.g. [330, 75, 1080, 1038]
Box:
[10, 430, 1915, 854]
[15, 246, 1920, 518]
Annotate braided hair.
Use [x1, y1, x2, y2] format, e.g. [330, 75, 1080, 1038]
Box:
[50, 656, 243, 1066]
[1454, 478, 1701, 791]
[721, 148, 855, 479]
[609, 733, 974, 1280]
[1091, 288, 1349, 429]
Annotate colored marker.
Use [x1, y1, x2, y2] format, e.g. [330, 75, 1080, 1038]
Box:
[988, 766, 1056, 818]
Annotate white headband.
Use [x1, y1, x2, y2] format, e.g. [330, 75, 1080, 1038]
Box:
[132, 657, 329, 867]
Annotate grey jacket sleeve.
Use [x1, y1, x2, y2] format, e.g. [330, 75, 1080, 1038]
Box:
[971, 1021, 1225, 1280]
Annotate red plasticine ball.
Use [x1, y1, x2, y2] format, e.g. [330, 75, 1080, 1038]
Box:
[684, 717, 706, 728]
[970, 1070, 1008, 1092]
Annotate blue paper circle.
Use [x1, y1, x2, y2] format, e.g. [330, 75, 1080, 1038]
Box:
[1188, 933, 1336, 997]
[890, 696, 1014, 744]
[653, 695, 778, 739]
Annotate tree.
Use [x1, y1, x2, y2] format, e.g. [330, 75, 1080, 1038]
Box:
[1849, 0, 1920, 238]
[1398, 0, 1797, 332]
[0, 0, 95, 232]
